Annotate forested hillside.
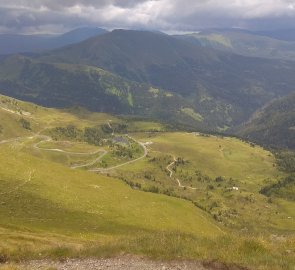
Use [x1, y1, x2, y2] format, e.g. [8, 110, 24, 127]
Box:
[237, 92, 295, 149]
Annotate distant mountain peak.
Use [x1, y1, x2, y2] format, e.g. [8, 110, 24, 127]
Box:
[0, 27, 108, 55]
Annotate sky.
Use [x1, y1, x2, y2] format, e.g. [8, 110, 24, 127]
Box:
[0, 0, 295, 34]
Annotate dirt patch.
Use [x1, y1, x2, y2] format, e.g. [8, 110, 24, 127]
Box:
[0, 254, 8, 264]
[203, 260, 250, 270]
[2, 257, 251, 270]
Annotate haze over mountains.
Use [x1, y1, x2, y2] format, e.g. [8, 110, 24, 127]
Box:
[255, 29, 295, 42]
[0, 27, 108, 55]
[177, 29, 295, 60]
[0, 27, 294, 148]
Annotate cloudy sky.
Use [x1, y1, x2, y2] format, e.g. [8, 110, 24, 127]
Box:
[0, 0, 295, 34]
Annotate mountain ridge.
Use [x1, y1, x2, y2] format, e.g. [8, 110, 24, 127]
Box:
[0, 27, 108, 55]
[175, 29, 295, 60]
[1, 29, 295, 134]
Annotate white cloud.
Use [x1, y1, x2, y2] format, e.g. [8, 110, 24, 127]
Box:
[0, 0, 295, 33]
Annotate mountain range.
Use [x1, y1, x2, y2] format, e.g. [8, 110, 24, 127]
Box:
[0, 28, 294, 148]
[176, 29, 295, 60]
[255, 28, 295, 42]
[0, 27, 108, 55]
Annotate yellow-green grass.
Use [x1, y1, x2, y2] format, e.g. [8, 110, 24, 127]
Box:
[0, 110, 33, 140]
[36, 140, 99, 153]
[3, 137, 102, 169]
[134, 132, 283, 188]
[115, 151, 175, 191]
[0, 95, 166, 137]
[0, 95, 294, 269]
[0, 94, 121, 134]
[0, 142, 222, 255]
[26, 148, 105, 168]
[93, 141, 144, 169]
[126, 121, 165, 132]
[0, 95, 151, 171]
[116, 132, 294, 233]
[1, 100, 291, 235]
[274, 199, 295, 229]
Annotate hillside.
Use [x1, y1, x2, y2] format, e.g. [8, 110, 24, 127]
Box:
[0, 95, 294, 269]
[40, 30, 295, 98]
[0, 95, 221, 255]
[40, 30, 225, 91]
[1, 30, 295, 133]
[0, 55, 252, 131]
[0, 55, 216, 130]
[0, 27, 108, 55]
[38, 30, 295, 122]
[0, 55, 146, 113]
[237, 92, 295, 150]
[176, 29, 295, 60]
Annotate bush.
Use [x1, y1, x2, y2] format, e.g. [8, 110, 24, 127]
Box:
[145, 186, 159, 193]
[260, 175, 295, 201]
[50, 125, 81, 140]
[208, 184, 214, 190]
[215, 176, 224, 182]
[19, 118, 31, 130]
[275, 151, 295, 173]
[84, 126, 104, 145]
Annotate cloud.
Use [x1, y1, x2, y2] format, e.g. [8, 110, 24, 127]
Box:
[0, 0, 294, 33]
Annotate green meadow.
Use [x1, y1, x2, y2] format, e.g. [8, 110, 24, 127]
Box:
[0, 95, 294, 269]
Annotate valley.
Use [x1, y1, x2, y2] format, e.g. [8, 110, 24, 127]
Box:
[0, 23, 294, 270]
[0, 94, 294, 269]
[2, 30, 295, 134]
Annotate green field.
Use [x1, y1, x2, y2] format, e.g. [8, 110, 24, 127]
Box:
[114, 132, 293, 232]
[0, 95, 294, 269]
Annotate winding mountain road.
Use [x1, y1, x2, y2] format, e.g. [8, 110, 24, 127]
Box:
[1, 126, 148, 173]
[89, 135, 148, 172]
[33, 134, 148, 171]
[71, 150, 108, 169]
[34, 135, 105, 155]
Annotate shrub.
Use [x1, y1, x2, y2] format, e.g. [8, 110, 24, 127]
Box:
[19, 118, 31, 130]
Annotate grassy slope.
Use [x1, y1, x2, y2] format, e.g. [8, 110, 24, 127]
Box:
[0, 55, 206, 130]
[0, 111, 31, 139]
[0, 142, 220, 237]
[0, 95, 221, 257]
[145, 132, 278, 182]
[0, 95, 294, 269]
[117, 132, 294, 233]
